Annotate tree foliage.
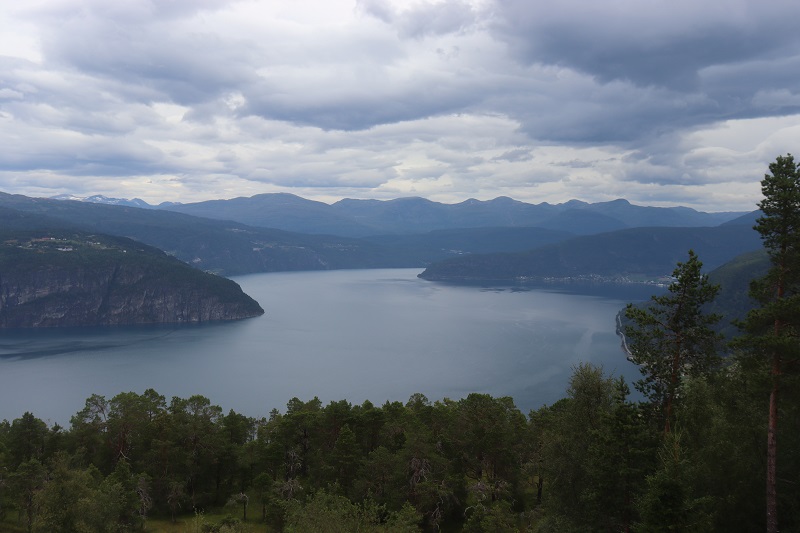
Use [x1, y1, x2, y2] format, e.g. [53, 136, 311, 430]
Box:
[0, 361, 798, 531]
[624, 249, 721, 433]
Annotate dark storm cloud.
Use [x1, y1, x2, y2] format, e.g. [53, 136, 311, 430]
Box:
[483, 0, 800, 152]
[242, 78, 478, 132]
[492, 0, 800, 89]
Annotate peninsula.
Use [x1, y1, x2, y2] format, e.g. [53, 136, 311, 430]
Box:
[0, 231, 264, 328]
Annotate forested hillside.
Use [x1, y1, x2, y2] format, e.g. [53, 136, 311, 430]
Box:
[419, 225, 763, 282]
[0, 195, 403, 275]
[707, 250, 770, 337]
[0, 231, 264, 327]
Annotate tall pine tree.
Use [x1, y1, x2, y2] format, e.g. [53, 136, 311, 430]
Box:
[737, 154, 800, 533]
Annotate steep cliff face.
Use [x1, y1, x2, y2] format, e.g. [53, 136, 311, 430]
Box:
[0, 232, 264, 328]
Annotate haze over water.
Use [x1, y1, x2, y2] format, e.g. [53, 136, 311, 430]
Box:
[0, 269, 657, 425]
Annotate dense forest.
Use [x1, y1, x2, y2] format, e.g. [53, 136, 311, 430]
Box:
[0, 359, 797, 532]
[0, 155, 799, 532]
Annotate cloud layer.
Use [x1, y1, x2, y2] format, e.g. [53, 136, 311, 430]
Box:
[1, 0, 799, 211]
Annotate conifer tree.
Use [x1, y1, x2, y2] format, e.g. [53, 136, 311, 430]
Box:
[737, 153, 800, 533]
[624, 250, 721, 434]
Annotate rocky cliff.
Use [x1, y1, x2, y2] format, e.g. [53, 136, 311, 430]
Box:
[0, 231, 264, 328]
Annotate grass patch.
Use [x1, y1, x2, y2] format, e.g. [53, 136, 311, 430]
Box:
[0, 508, 269, 533]
[145, 508, 269, 533]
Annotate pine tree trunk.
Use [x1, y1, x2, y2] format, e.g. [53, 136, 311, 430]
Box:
[766, 354, 780, 533]
[665, 338, 682, 435]
[536, 475, 543, 504]
[767, 254, 786, 533]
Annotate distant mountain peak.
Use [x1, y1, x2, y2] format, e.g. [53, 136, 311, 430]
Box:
[50, 194, 84, 202]
[388, 196, 431, 203]
[488, 196, 520, 205]
[562, 199, 589, 208]
[51, 194, 153, 209]
[241, 192, 329, 207]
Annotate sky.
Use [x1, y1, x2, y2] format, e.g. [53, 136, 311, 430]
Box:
[1, 0, 800, 212]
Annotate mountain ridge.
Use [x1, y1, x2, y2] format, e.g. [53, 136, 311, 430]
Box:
[166, 193, 748, 236]
[52, 192, 748, 237]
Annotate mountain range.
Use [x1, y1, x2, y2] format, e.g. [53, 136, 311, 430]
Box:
[0, 191, 759, 283]
[57, 192, 746, 238]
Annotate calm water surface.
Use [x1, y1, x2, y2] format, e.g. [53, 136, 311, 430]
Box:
[0, 269, 657, 424]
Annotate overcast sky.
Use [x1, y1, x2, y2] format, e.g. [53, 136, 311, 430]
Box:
[2, 0, 799, 211]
